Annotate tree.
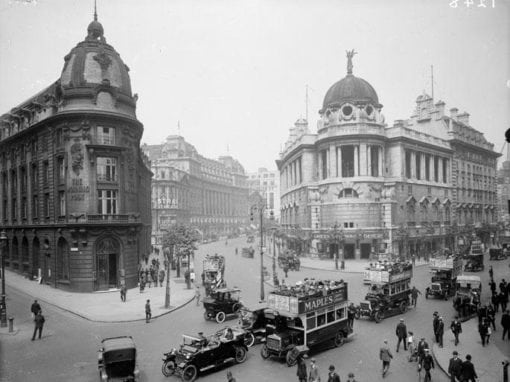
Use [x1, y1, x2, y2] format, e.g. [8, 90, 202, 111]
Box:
[162, 224, 200, 280]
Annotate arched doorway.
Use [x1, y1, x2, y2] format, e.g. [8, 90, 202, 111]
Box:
[95, 237, 120, 290]
[56, 237, 70, 281]
[32, 237, 40, 279]
[12, 237, 19, 270]
[22, 237, 29, 273]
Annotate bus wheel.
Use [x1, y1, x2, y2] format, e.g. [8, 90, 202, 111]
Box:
[334, 331, 345, 347]
[286, 351, 298, 367]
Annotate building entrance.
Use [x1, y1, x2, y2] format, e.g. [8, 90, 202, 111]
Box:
[360, 243, 371, 259]
[96, 238, 119, 290]
[344, 244, 355, 259]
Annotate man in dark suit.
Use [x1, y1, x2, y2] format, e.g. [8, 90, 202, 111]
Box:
[436, 316, 445, 347]
[460, 354, 478, 382]
[447, 350, 463, 382]
[30, 300, 41, 318]
[450, 317, 462, 346]
[31, 310, 45, 341]
[433, 312, 440, 342]
[395, 318, 407, 352]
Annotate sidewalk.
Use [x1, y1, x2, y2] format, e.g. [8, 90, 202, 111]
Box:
[431, 317, 508, 382]
[2, 269, 195, 323]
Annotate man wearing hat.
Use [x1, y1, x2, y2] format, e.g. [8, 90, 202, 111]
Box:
[296, 355, 307, 382]
[420, 348, 435, 382]
[433, 312, 440, 343]
[327, 365, 340, 382]
[450, 316, 462, 346]
[417, 337, 429, 364]
[459, 354, 478, 382]
[448, 350, 463, 382]
[308, 358, 321, 382]
[436, 316, 445, 347]
[379, 339, 393, 378]
[395, 318, 408, 352]
[346, 372, 357, 382]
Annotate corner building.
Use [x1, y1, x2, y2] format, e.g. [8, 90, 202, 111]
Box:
[0, 17, 152, 291]
[277, 54, 499, 260]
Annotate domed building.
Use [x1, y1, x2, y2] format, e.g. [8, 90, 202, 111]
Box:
[277, 51, 499, 261]
[0, 13, 152, 291]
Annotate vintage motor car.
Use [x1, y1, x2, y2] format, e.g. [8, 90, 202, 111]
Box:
[98, 336, 140, 382]
[237, 305, 276, 347]
[161, 333, 248, 381]
[464, 254, 484, 272]
[489, 247, 506, 260]
[203, 288, 243, 323]
[453, 275, 482, 318]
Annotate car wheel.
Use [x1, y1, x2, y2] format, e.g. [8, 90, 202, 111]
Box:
[244, 332, 255, 348]
[285, 350, 298, 367]
[234, 346, 247, 363]
[399, 301, 408, 314]
[260, 345, 270, 359]
[203, 311, 210, 320]
[334, 331, 345, 347]
[374, 311, 382, 323]
[216, 311, 226, 323]
[182, 364, 198, 382]
[162, 360, 176, 377]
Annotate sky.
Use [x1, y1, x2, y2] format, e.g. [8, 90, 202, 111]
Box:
[0, 0, 509, 173]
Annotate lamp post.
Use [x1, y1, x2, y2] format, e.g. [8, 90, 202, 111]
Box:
[0, 230, 7, 327]
[164, 246, 171, 308]
[250, 198, 265, 302]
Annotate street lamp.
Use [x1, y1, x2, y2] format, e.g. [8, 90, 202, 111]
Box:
[250, 199, 265, 302]
[0, 230, 7, 327]
[163, 246, 171, 308]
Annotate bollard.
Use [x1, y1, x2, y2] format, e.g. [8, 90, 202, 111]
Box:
[8, 317, 14, 333]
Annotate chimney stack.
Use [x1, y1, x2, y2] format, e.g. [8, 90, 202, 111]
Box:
[457, 112, 470, 125]
[450, 108, 458, 120]
[435, 101, 445, 119]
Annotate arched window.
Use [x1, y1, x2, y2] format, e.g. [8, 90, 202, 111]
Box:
[338, 188, 359, 198]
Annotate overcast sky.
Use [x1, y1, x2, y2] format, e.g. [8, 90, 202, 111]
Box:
[1, 0, 509, 173]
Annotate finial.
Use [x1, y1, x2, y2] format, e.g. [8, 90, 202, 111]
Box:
[94, 0, 98, 21]
[346, 49, 357, 75]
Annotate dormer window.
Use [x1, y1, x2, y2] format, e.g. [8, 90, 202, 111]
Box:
[97, 126, 115, 145]
[338, 188, 358, 198]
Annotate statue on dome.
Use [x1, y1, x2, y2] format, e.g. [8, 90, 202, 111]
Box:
[346, 49, 357, 75]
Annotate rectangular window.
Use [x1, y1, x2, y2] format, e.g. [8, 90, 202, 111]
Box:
[442, 159, 448, 183]
[2, 172, 7, 195]
[327, 309, 336, 323]
[43, 161, 50, 186]
[56, 129, 63, 147]
[371, 146, 379, 177]
[21, 167, 27, 193]
[342, 145, 355, 177]
[22, 197, 27, 219]
[44, 193, 50, 217]
[434, 157, 439, 182]
[98, 190, 118, 214]
[2, 199, 7, 221]
[349, 222, 354, 228]
[12, 198, 17, 221]
[316, 312, 326, 327]
[97, 157, 117, 182]
[405, 150, 411, 179]
[415, 153, 421, 180]
[33, 195, 38, 218]
[408, 185, 412, 195]
[425, 155, 430, 181]
[58, 157, 65, 184]
[31, 165, 38, 191]
[59, 191, 66, 216]
[306, 312, 316, 330]
[97, 126, 115, 145]
[336, 307, 346, 320]
[321, 150, 328, 180]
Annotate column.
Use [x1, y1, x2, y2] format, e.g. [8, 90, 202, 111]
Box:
[337, 147, 342, 177]
[329, 145, 337, 178]
[367, 145, 372, 176]
[411, 151, 416, 179]
[378, 147, 383, 177]
[359, 144, 367, 176]
[354, 146, 359, 177]
[438, 157, 443, 184]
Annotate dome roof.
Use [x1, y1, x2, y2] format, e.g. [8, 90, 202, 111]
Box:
[59, 17, 132, 97]
[322, 74, 380, 111]
[321, 50, 381, 112]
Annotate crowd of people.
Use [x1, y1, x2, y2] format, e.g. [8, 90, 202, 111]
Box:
[138, 255, 166, 293]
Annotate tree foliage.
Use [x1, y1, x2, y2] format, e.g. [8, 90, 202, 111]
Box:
[162, 224, 200, 258]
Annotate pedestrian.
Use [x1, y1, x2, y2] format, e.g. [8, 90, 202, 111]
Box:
[226, 370, 236, 382]
[30, 300, 41, 318]
[502, 309, 510, 340]
[190, 269, 196, 284]
[492, 292, 500, 312]
[347, 303, 356, 330]
[478, 319, 488, 346]
[486, 304, 496, 331]
[145, 299, 151, 323]
[407, 331, 415, 361]
[417, 337, 429, 364]
[201, 272, 205, 286]
[450, 316, 462, 346]
[448, 350, 462, 382]
[284, 264, 289, 278]
[146, 269, 152, 288]
[327, 365, 340, 382]
[500, 279, 507, 294]
[346, 372, 357, 382]
[235, 247, 238, 255]
[195, 286, 201, 306]
[411, 286, 421, 307]
[500, 291, 509, 312]
[484, 318, 492, 344]
[308, 358, 321, 382]
[459, 354, 478, 382]
[433, 312, 440, 343]
[379, 339, 393, 378]
[436, 316, 445, 348]
[489, 265, 493, 280]
[31, 310, 45, 341]
[489, 280, 497, 295]
[296, 356, 307, 382]
[159, 268, 165, 287]
[120, 284, 127, 302]
[395, 318, 407, 352]
[420, 348, 435, 382]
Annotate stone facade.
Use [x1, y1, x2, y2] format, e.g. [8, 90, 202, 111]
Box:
[247, 167, 280, 220]
[277, 54, 499, 260]
[0, 16, 152, 291]
[143, 135, 249, 244]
